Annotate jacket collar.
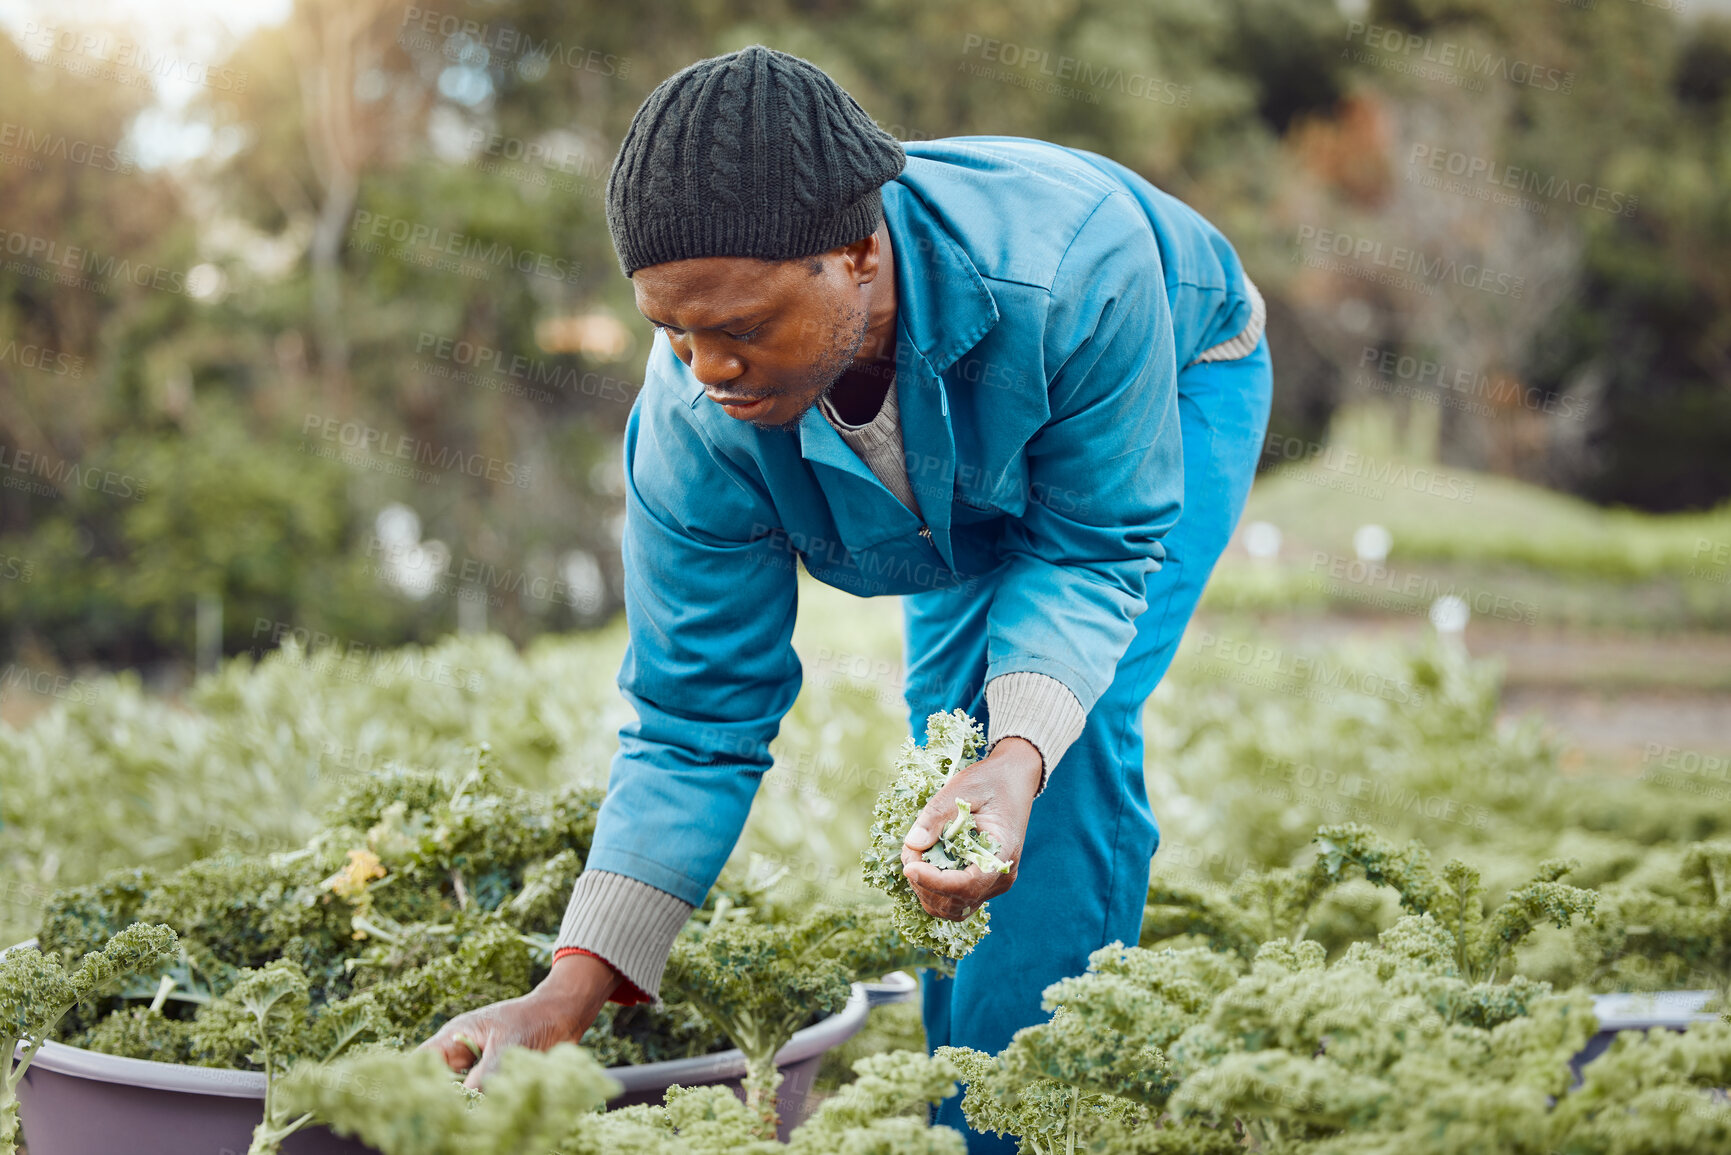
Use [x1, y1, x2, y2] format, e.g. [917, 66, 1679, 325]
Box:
[875, 173, 1000, 377]
[787, 176, 998, 568]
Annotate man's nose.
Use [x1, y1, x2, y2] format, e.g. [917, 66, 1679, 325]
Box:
[686, 340, 744, 388]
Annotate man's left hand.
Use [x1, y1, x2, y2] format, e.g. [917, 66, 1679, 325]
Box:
[900, 736, 1043, 921]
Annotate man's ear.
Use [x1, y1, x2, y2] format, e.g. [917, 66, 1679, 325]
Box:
[837, 229, 881, 284]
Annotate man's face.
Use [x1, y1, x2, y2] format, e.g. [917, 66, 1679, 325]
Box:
[632, 248, 872, 432]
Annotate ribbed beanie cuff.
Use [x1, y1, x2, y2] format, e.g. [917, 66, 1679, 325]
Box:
[616, 189, 885, 277]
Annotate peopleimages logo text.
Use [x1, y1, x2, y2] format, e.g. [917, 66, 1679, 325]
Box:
[349, 211, 582, 284]
[300, 415, 531, 489]
[1344, 21, 1574, 93]
[414, 332, 638, 404]
[0, 228, 191, 296]
[1358, 348, 1587, 421]
[959, 35, 1191, 105]
[1407, 145, 1636, 218]
[399, 7, 629, 77]
[1294, 226, 1526, 299]
[19, 22, 250, 92]
[1263, 433, 1477, 503]
[0, 444, 147, 500]
[0, 122, 133, 173]
[0, 339, 83, 377]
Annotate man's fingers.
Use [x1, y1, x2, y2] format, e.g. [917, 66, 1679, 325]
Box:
[462, 1043, 503, 1091]
[906, 858, 1016, 897]
[904, 860, 990, 919]
[903, 858, 983, 895]
[419, 1023, 481, 1074]
[903, 825, 937, 852]
[900, 768, 1021, 922]
[905, 769, 992, 850]
[905, 778, 1016, 857]
[902, 793, 953, 851]
[919, 888, 982, 921]
[904, 854, 1021, 920]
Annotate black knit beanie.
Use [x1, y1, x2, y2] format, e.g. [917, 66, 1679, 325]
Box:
[605, 45, 907, 276]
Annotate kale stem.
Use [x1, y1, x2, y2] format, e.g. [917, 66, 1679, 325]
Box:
[349, 915, 403, 944]
[1453, 874, 1473, 978]
[3, 1037, 21, 1093]
[742, 1051, 783, 1140]
[0, 1098, 20, 1155]
[449, 766, 481, 806]
[245, 1110, 316, 1155]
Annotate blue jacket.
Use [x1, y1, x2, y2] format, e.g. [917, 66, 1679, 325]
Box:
[586, 135, 1262, 907]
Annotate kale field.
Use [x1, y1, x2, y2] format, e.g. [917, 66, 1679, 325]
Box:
[4, 463, 1731, 1153]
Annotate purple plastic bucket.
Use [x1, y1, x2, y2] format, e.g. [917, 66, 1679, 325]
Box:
[16, 1044, 372, 1155]
[9, 940, 877, 1154]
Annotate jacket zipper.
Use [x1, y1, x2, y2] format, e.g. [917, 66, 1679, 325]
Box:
[919, 524, 933, 543]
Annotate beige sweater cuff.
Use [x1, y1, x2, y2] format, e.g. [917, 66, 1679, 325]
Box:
[554, 869, 694, 1003]
[985, 671, 1088, 798]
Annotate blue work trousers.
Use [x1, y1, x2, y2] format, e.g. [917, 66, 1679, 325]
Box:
[901, 336, 1273, 1153]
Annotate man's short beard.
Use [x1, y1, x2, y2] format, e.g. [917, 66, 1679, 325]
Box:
[750, 301, 873, 433]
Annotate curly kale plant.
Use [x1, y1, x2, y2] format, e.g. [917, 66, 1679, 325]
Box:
[188, 958, 394, 1155]
[662, 902, 934, 1139]
[862, 709, 1007, 961]
[1143, 823, 1598, 985]
[942, 919, 1601, 1154]
[1164, 923, 1731, 1153]
[1, 922, 177, 1155]
[288, 1043, 964, 1155]
[945, 830, 1719, 1155]
[936, 945, 1245, 1154]
[277, 1043, 619, 1155]
[1571, 838, 1731, 1002]
[566, 1050, 966, 1154]
[1308, 823, 1599, 984]
[32, 752, 713, 1073]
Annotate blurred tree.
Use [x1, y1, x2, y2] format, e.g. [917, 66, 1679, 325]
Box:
[1532, 17, 1731, 511]
[0, 406, 422, 664]
[0, 33, 178, 468]
[288, 0, 433, 401]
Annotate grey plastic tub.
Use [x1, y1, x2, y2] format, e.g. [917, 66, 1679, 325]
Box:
[1568, 990, 1721, 1081]
[859, 969, 919, 1008]
[9, 937, 875, 1154]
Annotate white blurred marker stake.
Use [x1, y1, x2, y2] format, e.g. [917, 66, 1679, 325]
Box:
[195, 592, 222, 675]
[1244, 521, 1282, 562]
[458, 588, 486, 633]
[1429, 593, 1470, 653]
[1354, 524, 1392, 563]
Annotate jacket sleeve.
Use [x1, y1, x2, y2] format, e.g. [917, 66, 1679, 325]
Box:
[986, 190, 1184, 715]
[579, 342, 802, 909]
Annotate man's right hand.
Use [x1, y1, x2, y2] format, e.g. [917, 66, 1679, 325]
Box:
[418, 951, 624, 1089]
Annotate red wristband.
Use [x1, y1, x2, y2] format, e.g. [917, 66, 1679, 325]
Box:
[552, 946, 652, 1006]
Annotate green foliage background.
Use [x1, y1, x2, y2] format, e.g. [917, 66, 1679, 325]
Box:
[1, 0, 1729, 669]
